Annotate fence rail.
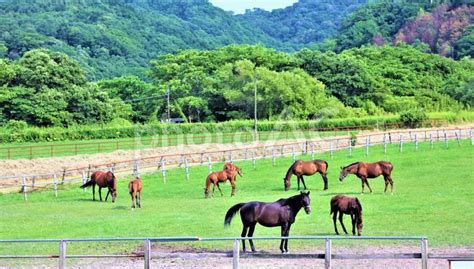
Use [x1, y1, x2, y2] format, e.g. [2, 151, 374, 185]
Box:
[0, 236, 438, 269]
[0, 121, 445, 160]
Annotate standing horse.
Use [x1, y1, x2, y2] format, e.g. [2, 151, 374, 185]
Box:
[330, 195, 363, 236]
[283, 160, 329, 191]
[339, 161, 394, 194]
[204, 165, 242, 198]
[80, 171, 117, 202]
[129, 176, 142, 209]
[224, 191, 311, 253]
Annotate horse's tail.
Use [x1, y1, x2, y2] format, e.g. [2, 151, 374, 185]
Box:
[355, 198, 363, 224]
[80, 180, 94, 189]
[224, 203, 245, 227]
[128, 181, 133, 194]
[323, 160, 329, 172]
[355, 197, 362, 211]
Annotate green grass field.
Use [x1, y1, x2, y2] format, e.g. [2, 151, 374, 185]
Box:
[0, 140, 472, 256]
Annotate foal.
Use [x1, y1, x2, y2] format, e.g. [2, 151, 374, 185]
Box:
[129, 176, 142, 209]
[330, 195, 363, 236]
[204, 164, 242, 198]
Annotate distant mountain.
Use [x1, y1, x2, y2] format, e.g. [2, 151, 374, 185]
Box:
[0, 0, 285, 79]
[238, 0, 367, 46]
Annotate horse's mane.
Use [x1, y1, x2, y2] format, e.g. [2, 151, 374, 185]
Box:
[276, 194, 301, 206]
[343, 162, 360, 169]
[284, 161, 298, 181]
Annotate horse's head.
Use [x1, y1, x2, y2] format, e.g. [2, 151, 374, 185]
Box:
[111, 188, 117, 203]
[109, 172, 117, 203]
[339, 166, 348, 182]
[236, 167, 243, 177]
[300, 191, 311, 214]
[283, 177, 290, 191]
[357, 220, 363, 236]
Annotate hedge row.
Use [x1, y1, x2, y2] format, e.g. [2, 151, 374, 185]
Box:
[0, 112, 471, 143]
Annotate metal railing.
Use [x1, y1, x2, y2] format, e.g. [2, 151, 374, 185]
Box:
[0, 236, 437, 269]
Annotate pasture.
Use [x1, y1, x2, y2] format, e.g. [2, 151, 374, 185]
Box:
[0, 140, 472, 257]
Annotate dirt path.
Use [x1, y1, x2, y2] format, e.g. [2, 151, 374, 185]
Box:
[1, 245, 472, 268]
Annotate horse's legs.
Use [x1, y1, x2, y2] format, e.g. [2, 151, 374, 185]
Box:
[216, 183, 224, 196]
[387, 175, 394, 194]
[92, 184, 96, 201]
[105, 189, 111, 202]
[241, 226, 249, 253]
[284, 224, 292, 253]
[137, 192, 141, 208]
[300, 176, 307, 190]
[384, 177, 389, 193]
[296, 175, 301, 190]
[248, 223, 257, 252]
[339, 212, 348, 234]
[131, 192, 135, 208]
[280, 223, 289, 253]
[321, 173, 329, 190]
[333, 211, 339, 235]
[98, 187, 103, 201]
[351, 213, 356, 236]
[364, 178, 373, 193]
[230, 179, 236, 197]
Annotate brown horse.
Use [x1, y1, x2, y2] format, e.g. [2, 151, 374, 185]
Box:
[339, 161, 394, 194]
[283, 160, 329, 191]
[204, 164, 243, 198]
[224, 191, 311, 253]
[330, 195, 363, 236]
[80, 171, 117, 202]
[128, 176, 142, 209]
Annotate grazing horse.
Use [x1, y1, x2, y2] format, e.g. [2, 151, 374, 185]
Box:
[128, 176, 142, 209]
[224, 191, 311, 253]
[80, 171, 117, 202]
[339, 161, 394, 194]
[330, 195, 363, 236]
[283, 160, 329, 191]
[204, 164, 243, 198]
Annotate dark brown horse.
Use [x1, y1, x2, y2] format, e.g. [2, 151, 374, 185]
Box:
[129, 176, 142, 209]
[330, 195, 363, 236]
[204, 164, 242, 198]
[224, 191, 311, 253]
[80, 171, 117, 202]
[339, 161, 394, 194]
[284, 160, 329, 191]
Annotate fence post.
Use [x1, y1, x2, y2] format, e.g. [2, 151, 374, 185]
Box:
[325, 238, 331, 269]
[336, 139, 339, 150]
[399, 135, 403, 153]
[208, 156, 212, 175]
[471, 129, 473, 146]
[184, 157, 189, 181]
[161, 159, 166, 182]
[348, 139, 352, 157]
[429, 134, 433, 149]
[233, 239, 240, 269]
[272, 149, 276, 166]
[444, 131, 448, 148]
[31, 176, 36, 188]
[415, 134, 418, 151]
[59, 240, 66, 269]
[82, 171, 87, 192]
[455, 132, 460, 146]
[330, 142, 333, 159]
[292, 146, 296, 161]
[229, 151, 233, 163]
[252, 151, 256, 169]
[22, 176, 27, 201]
[311, 144, 314, 160]
[383, 134, 387, 154]
[144, 239, 151, 269]
[421, 238, 428, 269]
[61, 168, 66, 185]
[244, 149, 248, 160]
[365, 137, 369, 156]
[280, 145, 284, 157]
[53, 174, 58, 197]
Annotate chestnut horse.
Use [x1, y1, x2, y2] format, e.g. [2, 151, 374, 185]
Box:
[339, 161, 394, 194]
[224, 191, 311, 253]
[283, 160, 328, 191]
[80, 171, 117, 202]
[129, 176, 142, 209]
[204, 163, 242, 198]
[330, 195, 363, 236]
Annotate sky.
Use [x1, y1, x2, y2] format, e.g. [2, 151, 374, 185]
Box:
[209, 0, 298, 14]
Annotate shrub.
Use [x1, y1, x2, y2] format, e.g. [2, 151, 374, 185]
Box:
[5, 120, 28, 131]
[400, 109, 427, 128]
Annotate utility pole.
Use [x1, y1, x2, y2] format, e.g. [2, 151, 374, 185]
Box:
[253, 67, 258, 141]
[167, 86, 170, 122]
